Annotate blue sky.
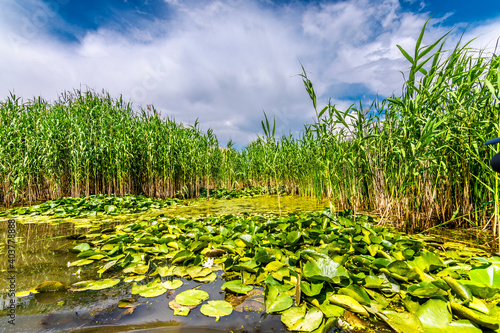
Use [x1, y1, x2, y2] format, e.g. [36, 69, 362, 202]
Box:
[1, 0, 499, 145]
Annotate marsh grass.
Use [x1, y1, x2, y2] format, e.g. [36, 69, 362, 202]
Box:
[1, 21, 499, 238]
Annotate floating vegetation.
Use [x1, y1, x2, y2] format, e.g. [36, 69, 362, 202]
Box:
[17, 209, 500, 332]
[198, 186, 271, 199]
[0, 194, 182, 218]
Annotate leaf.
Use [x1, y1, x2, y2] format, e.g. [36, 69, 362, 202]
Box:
[265, 285, 293, 313]
[382, 310, 424, 333]
[410, 250, 444, 273]
[195, 272, 217, 283]
[300, 281, 323, 297]
[415, 299, 482, 333]
[175, 289, 210, 306]
[200, 300, 233, 321]
[70, 278, 120, 291]
[130, 279, 167, 297]
[162, 279, 183, 290]
[70, 243, 90, 253]
[169, 300, 194, 316]
[69, 259, 94, 267]
[281, 304, 323, 331]
[328, 294, 369, 317]
[407, 282, 448, 298]
[469, 264, 500, 288]
[221, 280, 254, 294]
[303, 257, 349, 284]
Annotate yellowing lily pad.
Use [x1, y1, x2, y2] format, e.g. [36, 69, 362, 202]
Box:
[175, 289, 210, 306]
[70, 278, 120, 291]
[169, 300, 195, 316]
[200, 300, 233, 321]
[69, 259, 94, 267]
[162, 279, 183, 290]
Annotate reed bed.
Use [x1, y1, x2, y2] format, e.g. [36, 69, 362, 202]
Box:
[1, 23, 499, 236]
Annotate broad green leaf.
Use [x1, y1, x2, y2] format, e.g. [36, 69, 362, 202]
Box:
[221, 280, 254, 294]
[415, 299, 481, 333]
[300, 281, 323, 296]
[281, 305, 323, 331]
[382, 310, 424, 333]
[407, 282, 447, 298]
[469, 264, 500, 288]
[175, 289, 210, 306]
[303, 258, 349, 284]
[71, 243, 90, 253]
[200, 300, 233, 321]
[265, 285, 293, 313]
[162, 279, 183, 290]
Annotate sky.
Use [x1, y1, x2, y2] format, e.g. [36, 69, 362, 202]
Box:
[1, 0, 500, 146]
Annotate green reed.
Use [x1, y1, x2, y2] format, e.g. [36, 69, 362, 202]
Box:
[1, 20, 499, 239]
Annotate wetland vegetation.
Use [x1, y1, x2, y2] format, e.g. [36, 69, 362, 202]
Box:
[1, 21, 500, 333]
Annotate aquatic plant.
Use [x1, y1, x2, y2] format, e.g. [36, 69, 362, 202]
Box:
[18, 210, 500, 332]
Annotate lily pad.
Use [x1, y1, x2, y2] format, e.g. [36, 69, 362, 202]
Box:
[382, 310, 424, 333]
[281, 304, 323, 331]
[169, 300, 195, 316]
[162, 280, 183, 290]
[175, 289, 210, 306]
[222, 280, 254, 294]
[200, 300, 233, 321]
[70, 278, 120, 291]
[265, 285, 293, 313]
[415, 298, 482, 333]
[303, 257, 349, 284]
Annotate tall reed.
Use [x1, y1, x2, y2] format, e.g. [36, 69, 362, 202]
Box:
[1, 21, 499, 237]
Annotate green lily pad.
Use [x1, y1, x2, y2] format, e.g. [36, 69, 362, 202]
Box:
[222, 280, 254, 294]
[415, 298, 482, 333]
[70, 278, 120, 291]
[281, 304, 323, 331]
[265, 285, 293, 313]
[71, 243, 90, 253]
[469, 264, 500, 288]
[175, 289, 210, 306]
[195, 272, 217, 283]
[300, 281, 323, 296]
[162, 279, 183, 290]
[130, 279, 167, 297]
[200, 300, 233, 321]
[303, 257, 349, 284]
[410, 250, 444, 273]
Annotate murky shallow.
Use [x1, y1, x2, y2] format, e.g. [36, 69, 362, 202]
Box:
[0, 195, 492, 333]
[0, 195, 352, 333]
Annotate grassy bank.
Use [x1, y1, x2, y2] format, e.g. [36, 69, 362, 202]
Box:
[1, 23, 499, 233]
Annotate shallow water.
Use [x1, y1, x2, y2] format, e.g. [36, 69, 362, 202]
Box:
[0, 195, 335, 333]
[0, 195, 490, 333]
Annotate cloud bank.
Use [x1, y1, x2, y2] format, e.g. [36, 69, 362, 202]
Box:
[1, 0, 499, 145]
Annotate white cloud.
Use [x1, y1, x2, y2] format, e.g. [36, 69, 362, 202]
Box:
[0, 0, 499, 146]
